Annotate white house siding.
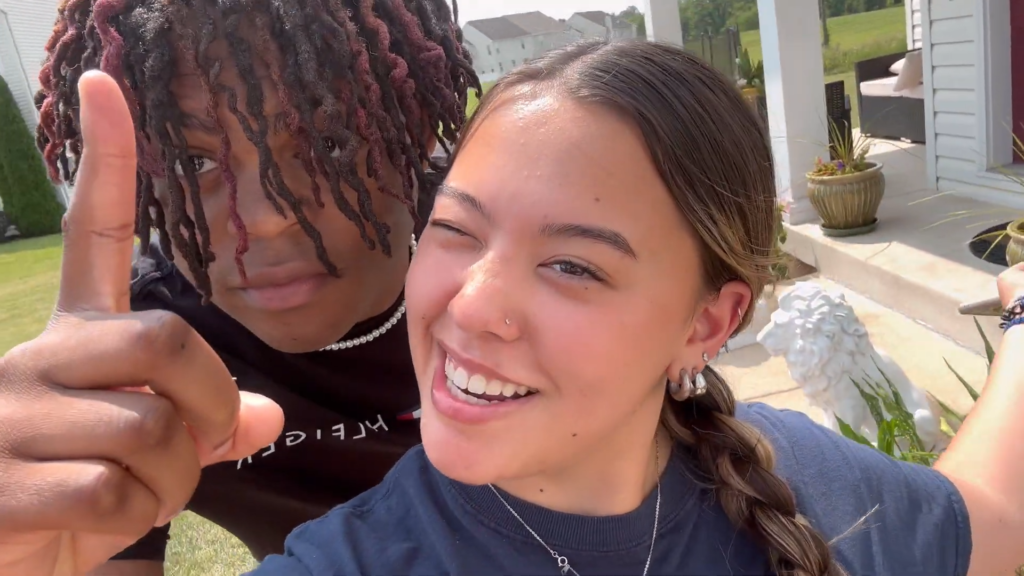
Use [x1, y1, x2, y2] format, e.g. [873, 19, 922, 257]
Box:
[566, 13, 637, 42]
[924, 0, 993, 198]
[0, 0, 61, 131]
[907, 0, 923, 49]
[566, 14, 607, 40]
[463, 26, 572, 83]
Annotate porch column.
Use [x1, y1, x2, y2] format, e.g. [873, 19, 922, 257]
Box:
[756, 0, 829, 225]
[643, 0, 683, 46]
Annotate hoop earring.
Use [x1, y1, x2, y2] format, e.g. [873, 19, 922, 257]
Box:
[693, 366, 708, 397]
[668, 369, 693, 402]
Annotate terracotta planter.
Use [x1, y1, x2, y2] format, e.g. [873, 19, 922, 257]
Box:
[806, 162, 886, 237]
[1007, 218, 1024, 267]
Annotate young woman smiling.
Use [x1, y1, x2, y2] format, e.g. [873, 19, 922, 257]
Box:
[252, 40, 1024, 576]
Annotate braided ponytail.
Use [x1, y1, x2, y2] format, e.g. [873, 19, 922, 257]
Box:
[662, 368, 845, 576]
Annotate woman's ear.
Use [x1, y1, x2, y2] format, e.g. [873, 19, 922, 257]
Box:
[684, 280, 752, 363]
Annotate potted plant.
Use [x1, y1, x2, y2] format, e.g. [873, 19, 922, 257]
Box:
[736, 48, 764, 107]
[1002, 135, 1024, 266]
[1006, 218, 1024, 266]
[806, 121, 884, 237]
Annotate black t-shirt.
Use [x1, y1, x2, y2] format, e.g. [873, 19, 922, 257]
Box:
[115, 242, 422, 562]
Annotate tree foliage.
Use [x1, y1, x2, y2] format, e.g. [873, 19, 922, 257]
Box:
[0, 76, 64, 238]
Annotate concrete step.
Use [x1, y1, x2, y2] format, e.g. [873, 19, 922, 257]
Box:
[783, 185, 1014, 357]
[717, 276, 989, 422]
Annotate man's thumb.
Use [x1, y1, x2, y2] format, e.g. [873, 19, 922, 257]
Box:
[203, 392, 285, 465]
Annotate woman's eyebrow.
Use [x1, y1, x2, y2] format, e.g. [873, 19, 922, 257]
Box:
[438, 184, 636, 259]
[438, 184, 490, 221]
[539, 222, 637, 260]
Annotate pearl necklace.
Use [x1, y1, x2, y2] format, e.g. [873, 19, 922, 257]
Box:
[319, 234, 417, 352]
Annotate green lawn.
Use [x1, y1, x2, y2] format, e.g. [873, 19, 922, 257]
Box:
[0, 235, 61, 352]
[466, 80, 494, 117]
[740, 6, 907, 129]
[739, 6, 907, 65]
[0, 235, 255, 575]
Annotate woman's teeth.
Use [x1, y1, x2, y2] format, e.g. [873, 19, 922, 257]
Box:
[444, 355, 535, 405]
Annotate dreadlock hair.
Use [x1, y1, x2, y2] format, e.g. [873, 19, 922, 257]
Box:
[456, 39, 848, 576]
[36, 0, 481, 301]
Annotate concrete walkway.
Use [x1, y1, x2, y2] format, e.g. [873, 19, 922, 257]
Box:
[715, 276, 990, 424]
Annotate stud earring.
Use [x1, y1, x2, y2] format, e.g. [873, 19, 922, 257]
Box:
[669, 369, 693, 401]
[505, 318, 511, 326]
[702, 352, 710, 363]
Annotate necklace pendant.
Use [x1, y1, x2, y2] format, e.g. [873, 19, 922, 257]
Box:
[555, 554, 570, 575]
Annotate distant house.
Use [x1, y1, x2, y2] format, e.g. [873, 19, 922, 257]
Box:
[0, 0, 60, 132]
[566, 11, 638, 42]
[463, 12, 573, 83]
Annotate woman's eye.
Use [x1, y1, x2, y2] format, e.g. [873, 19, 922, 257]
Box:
[549, 260, 604, 282]
[176, 155, 219, 176]
[553, 261, 588, 277]
[427, 220, 469, 237]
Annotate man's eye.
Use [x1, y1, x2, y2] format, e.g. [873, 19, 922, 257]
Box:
[176, 156, 219, 176]
[324, 137, 341, 158]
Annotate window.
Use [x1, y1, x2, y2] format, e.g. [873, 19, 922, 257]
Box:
[499, 63, 504, 72]
[521, 40, 525, 49]
[512, 59, 516, 66]
[487, 46, 491, 55]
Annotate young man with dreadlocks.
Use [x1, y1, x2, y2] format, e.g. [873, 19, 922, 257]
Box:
[0, 0, 478, 574]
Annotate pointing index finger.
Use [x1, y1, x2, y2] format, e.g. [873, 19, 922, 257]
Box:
[57, 70, 139, 314]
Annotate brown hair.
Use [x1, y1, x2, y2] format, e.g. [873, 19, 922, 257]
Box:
[453, 39, 844, 576]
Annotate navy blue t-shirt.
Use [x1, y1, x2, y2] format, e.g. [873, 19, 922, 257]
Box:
[251, 403, 972, 575]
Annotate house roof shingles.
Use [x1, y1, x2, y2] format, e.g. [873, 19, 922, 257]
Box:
[577, 11, 609, 26]
[575, 10, 630, 29]
[466, 11, 565, 41]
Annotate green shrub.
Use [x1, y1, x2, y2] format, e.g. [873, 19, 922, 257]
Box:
[0, 76, 64, 237]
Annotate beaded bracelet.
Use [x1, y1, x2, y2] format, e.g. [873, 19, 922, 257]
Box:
[1000, 295, 1024, 332]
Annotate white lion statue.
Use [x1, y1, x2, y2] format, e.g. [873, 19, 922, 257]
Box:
[756, 282, 949, 452]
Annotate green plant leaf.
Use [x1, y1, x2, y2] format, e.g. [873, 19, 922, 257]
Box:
[974, 318, 995, 369]
[876, 420, 897, 457]
[898, 450, 939, 466]
[928, 391, 965, 426]
[851, 378, 886, 428]
[871, 360, 925, 451]
[943, 358, 980, 402]
[835, 416, 876, 449]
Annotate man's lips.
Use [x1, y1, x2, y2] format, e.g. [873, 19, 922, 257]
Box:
[236, 266, 333, 311]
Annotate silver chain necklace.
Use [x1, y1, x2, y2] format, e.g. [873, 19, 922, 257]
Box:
[319, 234, 417, 352]
[487, 435, 662, 576]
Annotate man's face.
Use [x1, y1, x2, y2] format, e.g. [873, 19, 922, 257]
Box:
[155, 40, 418, 353]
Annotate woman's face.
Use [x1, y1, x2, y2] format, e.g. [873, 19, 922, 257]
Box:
[407, 92, 722, 485]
